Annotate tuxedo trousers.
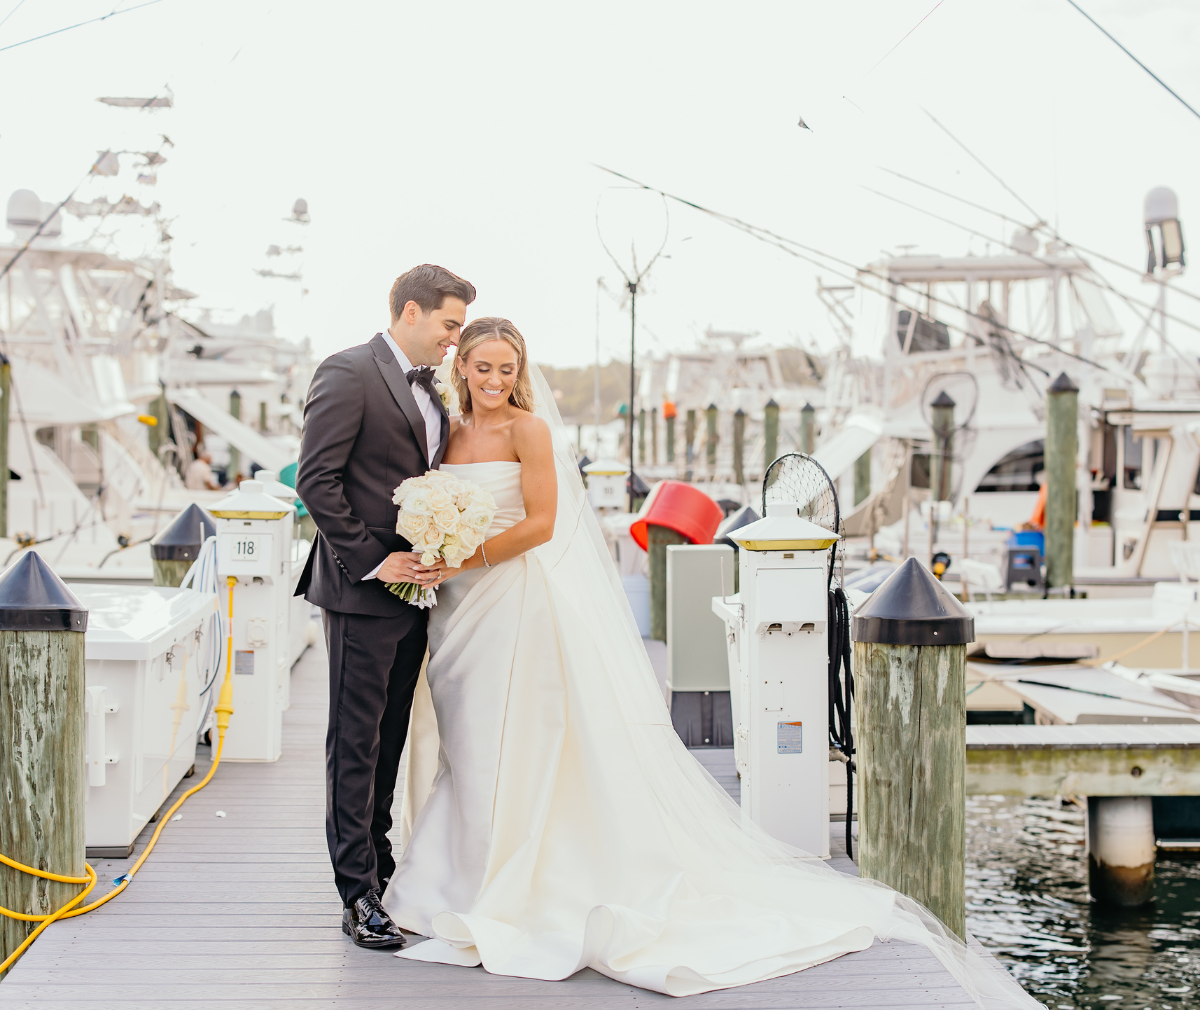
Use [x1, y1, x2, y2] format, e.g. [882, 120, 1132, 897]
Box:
[323, 608, 427, 906]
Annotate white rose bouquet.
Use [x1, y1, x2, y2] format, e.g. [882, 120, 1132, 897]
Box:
[388, 470, 497, 607]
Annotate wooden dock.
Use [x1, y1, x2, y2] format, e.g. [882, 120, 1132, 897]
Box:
[967, 722, 1200, 796]
[0, 638, 1003, 1009]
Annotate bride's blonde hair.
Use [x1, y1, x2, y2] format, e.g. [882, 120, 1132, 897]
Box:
[452, 317, 536, 414]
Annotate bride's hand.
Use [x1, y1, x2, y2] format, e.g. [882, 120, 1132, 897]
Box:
[417, 557, 457, 587]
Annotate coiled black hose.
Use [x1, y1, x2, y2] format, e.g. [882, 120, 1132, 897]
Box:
[827, 585, 855, 860]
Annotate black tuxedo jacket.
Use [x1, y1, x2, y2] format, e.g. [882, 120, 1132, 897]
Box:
[295, 333, 449, 619]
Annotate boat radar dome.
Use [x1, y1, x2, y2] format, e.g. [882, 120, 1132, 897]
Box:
[37, 201, 62, 238]
[1010, 229, 1038, 255]
[6, 189, 41, 231]
[1145, 186, 1179, 225]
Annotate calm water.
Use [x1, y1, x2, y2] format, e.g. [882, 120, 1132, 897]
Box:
[969, 795, 1200, 1008]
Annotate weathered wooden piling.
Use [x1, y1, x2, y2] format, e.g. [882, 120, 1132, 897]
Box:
[649, 524, 688, 641]
[259, 400, 268, 433]
[147, 390, 167, 458]
[733, 408, 746, 485]
[651, 406, 659, 465]
[665, 403, 676, 465]
[1046, 372, 1078, 591]
[685, 409, 696, 478]
[929, 391, 955, 503]
[801, 401, 815, 455]
[638, 408, 646, 466]
[851, 557, 973, 939]
[228, 389, 242, 480]
[705, 404, 718, 469]
[763, 399, 779, 470]
[0, 552, 87, 971]
[150, 503, 217, 587]
[854, 448, 871, 506]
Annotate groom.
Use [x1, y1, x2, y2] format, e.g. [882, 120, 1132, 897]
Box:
[295, 263, 475, 949]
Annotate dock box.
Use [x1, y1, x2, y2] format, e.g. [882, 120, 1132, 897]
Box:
[78, 584, 217, 857]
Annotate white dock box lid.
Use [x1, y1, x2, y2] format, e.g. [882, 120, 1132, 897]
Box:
[76, 584, 216, 659]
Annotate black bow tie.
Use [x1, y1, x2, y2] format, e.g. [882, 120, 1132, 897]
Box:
[406, 366, 437, 395]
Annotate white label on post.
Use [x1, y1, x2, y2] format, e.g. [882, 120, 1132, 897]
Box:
[777, 721, 803, 754]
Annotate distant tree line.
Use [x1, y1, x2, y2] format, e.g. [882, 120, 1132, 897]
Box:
[536, 361, 633, 425]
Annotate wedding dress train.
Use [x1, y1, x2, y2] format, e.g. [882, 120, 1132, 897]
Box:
[381, 383, 1039, 1007]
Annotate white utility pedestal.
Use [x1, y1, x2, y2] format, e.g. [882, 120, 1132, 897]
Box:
[210, 479, 294, 762]
[79, 583, 216, 857]
[583, 458, 629, 514]
[712, 503, 839, 857]
[251, 470, 316, 684]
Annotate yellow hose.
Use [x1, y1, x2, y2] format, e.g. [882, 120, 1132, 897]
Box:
[0, 576, 238, 974]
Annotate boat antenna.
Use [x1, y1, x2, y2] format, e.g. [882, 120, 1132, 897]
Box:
[594, 190, 669, 511]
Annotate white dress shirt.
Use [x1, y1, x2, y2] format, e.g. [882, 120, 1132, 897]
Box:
[364, 328, 446, 581]
[381, 328, 444, 462]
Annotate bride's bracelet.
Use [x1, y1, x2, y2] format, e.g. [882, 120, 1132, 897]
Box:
[481, 542, 491, 568]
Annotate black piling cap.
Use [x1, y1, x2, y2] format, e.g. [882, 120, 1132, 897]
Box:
[931, 390, 956, 409]
[851, 556, 973, 646]
[1049, 371, 1079, 394]
[802, 401, 815, 413]
[765, 398, 779, 409]
[151, 503, 217, 561]
[0, 551, 87, 632]
[716, 505, 760, 550]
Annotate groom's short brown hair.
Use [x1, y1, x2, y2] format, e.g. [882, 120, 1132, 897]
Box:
[390, 264, 476, 321]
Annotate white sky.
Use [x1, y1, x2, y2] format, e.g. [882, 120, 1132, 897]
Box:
[1, 0, 1199, 368]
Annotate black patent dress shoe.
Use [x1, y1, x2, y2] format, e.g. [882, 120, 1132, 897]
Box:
[342, 888, 406, 950]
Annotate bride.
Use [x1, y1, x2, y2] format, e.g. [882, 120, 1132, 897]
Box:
[382, 318, 1039, 1007]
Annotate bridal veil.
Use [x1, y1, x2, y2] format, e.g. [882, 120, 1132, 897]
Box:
[394, 362, 1041, 1007]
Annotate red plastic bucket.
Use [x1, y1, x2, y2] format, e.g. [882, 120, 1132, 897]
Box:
[629, 480, 724, 551]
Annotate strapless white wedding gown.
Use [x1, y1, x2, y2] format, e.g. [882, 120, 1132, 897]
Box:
[381, 460, 1037, 1006]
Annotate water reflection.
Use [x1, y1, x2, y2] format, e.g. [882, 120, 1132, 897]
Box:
[969, 795, 1200, 1008]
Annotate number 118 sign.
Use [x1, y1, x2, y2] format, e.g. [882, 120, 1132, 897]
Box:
[218, 532, 272, 575]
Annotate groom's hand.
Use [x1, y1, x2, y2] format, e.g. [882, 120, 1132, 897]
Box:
[377, 551, 433, 584]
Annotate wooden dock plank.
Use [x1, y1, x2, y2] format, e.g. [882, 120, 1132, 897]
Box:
[967, 723, 1200, 795]
[0, 637, 985, 1009]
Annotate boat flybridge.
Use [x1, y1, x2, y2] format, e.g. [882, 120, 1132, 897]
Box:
[819, 227, 1200, 595]
[0, 186, 316, 583]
